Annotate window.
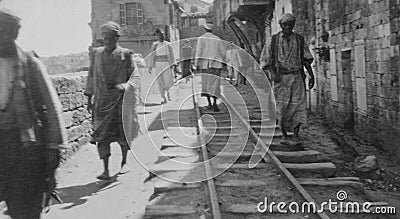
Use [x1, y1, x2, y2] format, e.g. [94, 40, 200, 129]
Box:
[355, 40, 367, 113]
[120, 4, 126, 25]
[119, 3, 143, 25]
[137, 3, 143, 24]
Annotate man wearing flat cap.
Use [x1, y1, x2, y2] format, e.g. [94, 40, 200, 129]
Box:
[194, 22, 225, 111]
[0, 8, 67, 218]
[260, 13, 315, 146]
[85, 21, 139, 180]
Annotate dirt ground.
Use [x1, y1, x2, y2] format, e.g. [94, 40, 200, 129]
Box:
[1, 78, 399, 218]
[303, 114, 400, 211]
[238, 80, 400, 217]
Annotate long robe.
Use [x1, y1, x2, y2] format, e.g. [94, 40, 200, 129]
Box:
[260, 31, 314, 130]
[194, 32, 225, 98]
[149, 41, 175, 97]
[85, 46, 138, 143]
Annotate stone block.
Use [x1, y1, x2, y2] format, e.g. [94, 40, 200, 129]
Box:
[355, 28, 368, 39]
[390, 34, 400, 45]
[383, 23, 391, 37]
[66, 120, 91, 142]
[58, 94, 70, 111]
[377, 61, 389, 73]
[73, 107, 91, 124]
[62, 111, 74, 128]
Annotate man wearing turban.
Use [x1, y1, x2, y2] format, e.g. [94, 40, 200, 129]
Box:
[85, 21, 139, 180]
[260, 13, 315, 145]
[194, 22, 225, 112]
[0, 8, 67, 218]
[148, 28, 175, 104]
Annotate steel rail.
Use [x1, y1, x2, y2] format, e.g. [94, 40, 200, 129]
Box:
[190, 74, 222, 219]
[220, 93, 331, 219]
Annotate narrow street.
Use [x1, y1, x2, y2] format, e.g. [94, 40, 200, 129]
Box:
[0, 94, 165, 219]
[1, 78, 399, 218]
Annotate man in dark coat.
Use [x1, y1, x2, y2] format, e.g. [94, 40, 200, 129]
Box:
[0, 8, 67, 219]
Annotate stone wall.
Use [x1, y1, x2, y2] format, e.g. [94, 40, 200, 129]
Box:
[315, 0, 400, 157]
[50, 72, 91, 159]
[267, 0, 400, 158]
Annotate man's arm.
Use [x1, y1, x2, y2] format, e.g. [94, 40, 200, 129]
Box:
[194, 38, 203, 68]
[85, 49, 96, 112]
[116, 50, 134, 91]
[259, 38, 275, 82]
[31, 56, 68, 149]
[303, 40, 315, 89]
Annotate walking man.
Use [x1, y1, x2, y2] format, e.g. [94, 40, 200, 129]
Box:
[226, 41, 243, 86]
[180, 39, 194, 81]
[194, 22, 225, 112]
[85, 21, 139, 180]
[260, 13, 315, 145]
[149, 28, 175, 104]
[0, 8, 67, 218]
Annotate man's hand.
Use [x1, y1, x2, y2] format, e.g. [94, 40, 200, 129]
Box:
[115, 83, 128, 91]
[148, 67, 152, 74]
[274, 74, 282, 84]
[308, 74, 315, 89]
[87, 96, 93, 113]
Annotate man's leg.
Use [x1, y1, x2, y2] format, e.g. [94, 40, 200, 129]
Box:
[97, 141, 111, 180]
[206, 95, 212, 109]
[234, 69, 239, 86]
[212, 96, 219, 112]
[157, 75, 167, 104]
[118, 141, 130, 174]
[293, 124, 302, 145]
[280, 121, 290, 145]
[5, 146, 44, 219]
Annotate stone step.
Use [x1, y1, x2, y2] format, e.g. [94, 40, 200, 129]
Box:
[217, 150, 323, 163]
[251, 124, 279, 129]
[217, 179, 269, 187]
[203, 126, 240, 130]
[273, 150, 324, 163]
[144, 205, 196, 218]
[284, 162, 336, 177]
[154, 179, 270, 193]
[148, 162, 197, 175]
[205, 133, 242, 137]
[214, 163, 270, 169]
[154, 181, 201, 193]
[297, 177, 364, 190]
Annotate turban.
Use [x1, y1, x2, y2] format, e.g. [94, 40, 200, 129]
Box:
[203, 22, 214, 31]
[155, 28, 164, 35]
[0, 8, 21, 29]
[279, 13, 296, 24]
[101, 21, 120, 35]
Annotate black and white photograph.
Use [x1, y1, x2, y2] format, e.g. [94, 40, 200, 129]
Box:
[0, 0, 399, 218]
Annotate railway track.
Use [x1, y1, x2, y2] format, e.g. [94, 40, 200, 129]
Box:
[142, 74, 394, 219]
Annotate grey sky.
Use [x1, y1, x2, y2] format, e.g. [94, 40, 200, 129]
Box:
[1, 0, 91, 57]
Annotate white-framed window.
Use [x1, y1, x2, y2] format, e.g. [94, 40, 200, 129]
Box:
[355, 40, 367, 113]
[119, 3, 143, 25]
[137, 3, 143, 24]
[120, 3, 126, 25]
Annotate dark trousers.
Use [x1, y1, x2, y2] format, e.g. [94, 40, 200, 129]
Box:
[0, 129, 44, 219]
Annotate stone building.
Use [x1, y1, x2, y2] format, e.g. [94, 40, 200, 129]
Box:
[211, 0, 274, 59]
[90, 0, 182, 57]
[178, 0, 213, 38]
[41, 52, 90, 75]
[267, 0, 400, 157]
